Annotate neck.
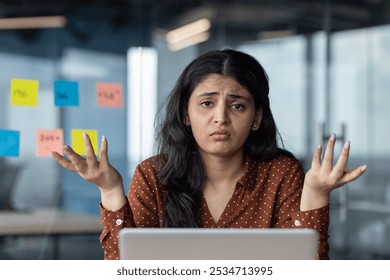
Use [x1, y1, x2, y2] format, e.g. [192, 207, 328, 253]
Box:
[200, 151, 244, 188]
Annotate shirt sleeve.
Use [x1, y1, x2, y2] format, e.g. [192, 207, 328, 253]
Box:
[273, 159, 330, 260]
[290, 205, 329, 260]
[99, 201, 135, 260]
[99, 158, 162, 260]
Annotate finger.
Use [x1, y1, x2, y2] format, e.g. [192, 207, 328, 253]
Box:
[335, 165, 368, 188]
[63, 145, 87, 173]
[51, 150, 77, 172]
[332, 140, 351, 178]
[311, 144, 323, 170]
[99, 135, 109, 165]
[322, 133, 336, 171]
[83, 132, 98, 169]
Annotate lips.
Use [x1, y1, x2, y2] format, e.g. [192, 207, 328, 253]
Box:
[210, 129, 230, 140]
[210, 129, 230, 136]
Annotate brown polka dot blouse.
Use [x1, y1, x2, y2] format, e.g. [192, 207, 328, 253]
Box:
[99, 155, 329, 260]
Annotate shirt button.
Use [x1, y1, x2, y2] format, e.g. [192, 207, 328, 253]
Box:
[116, 219, 123, 226]
[294, 220, 301, 227]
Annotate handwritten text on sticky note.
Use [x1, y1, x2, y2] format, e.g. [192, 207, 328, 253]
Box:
[0, 130, 20, 157]
[10, 79, 39, 106]
[36, 129, 64, 157]
[54, 80, 79, 107]
[96, 82, 123, 107]
[71, 129, 98, 156]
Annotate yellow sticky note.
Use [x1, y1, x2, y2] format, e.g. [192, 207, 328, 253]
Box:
[10, 79, 39, 106]
[71, 129, 98, 156]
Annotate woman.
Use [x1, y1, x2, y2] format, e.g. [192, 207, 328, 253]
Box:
[52, 49, 367, 260]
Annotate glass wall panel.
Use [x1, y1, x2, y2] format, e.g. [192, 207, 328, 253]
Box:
[325, 25, 390, 259]
[238, 23, 390, 259]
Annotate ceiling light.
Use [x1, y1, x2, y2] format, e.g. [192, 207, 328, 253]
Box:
[168, 31, 210, 52]
[166, 18, 211, 45]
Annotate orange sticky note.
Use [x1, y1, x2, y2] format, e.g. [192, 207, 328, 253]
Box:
[36, 129, 64, 157]
[96, 82, 123, 107]
[71, 129, 98, 156]
[10, 79, 39, 106]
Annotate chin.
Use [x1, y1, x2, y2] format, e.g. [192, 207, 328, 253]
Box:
[207, 149, 242, 158]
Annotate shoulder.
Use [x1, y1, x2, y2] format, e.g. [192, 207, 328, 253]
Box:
[132, 155, 164, 181]
[272, 154, 303, 170]
[246, 154, 305, 184]
[249, 154, 303, 172]
[131, 155, 162, 191]
[240, 155, 304, 192]
[137, 155, 161, 173]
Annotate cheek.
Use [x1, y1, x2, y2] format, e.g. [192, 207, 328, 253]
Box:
[188, 106, 210, 131]
[236, 124, 253, 141]
[189, 121, 207, 142]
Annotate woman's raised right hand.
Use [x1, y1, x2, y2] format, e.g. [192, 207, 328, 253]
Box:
[51, 132, 123, 194]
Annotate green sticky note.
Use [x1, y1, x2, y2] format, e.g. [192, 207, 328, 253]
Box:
[10, 79, 39, 106]
[71, 129, 98, 156]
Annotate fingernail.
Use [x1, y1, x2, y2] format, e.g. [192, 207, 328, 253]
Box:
[361, 165, 368, 172]
[317, 144, 322, 150]
[83, 131, 87, 140]
[330, 133, 336, 141]
[102, 135, 106, 142]
[344, 140, 350, 150]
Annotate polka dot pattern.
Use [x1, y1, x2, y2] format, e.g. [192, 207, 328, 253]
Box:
[99, 155, 330, 260]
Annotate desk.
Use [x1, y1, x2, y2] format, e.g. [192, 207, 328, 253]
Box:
[0, 209, 102, 236]
[0, 209, 102, 259]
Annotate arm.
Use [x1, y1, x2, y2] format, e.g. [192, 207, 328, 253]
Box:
[98, 160, 162, 259]
[272, 159, 329, 259]
[51, 133, 132, 259]
[301, 134, 367, 211]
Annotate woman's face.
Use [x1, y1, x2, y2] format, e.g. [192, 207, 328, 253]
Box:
[186, 74, 261, 159]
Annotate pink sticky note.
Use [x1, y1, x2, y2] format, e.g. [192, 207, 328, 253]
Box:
[96, 82, 123, 107]
[36, 129, 64, 157]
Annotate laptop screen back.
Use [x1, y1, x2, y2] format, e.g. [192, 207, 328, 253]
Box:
[119, 228, 319, 260]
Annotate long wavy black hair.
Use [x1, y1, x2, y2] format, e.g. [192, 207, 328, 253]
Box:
[156, 49, 294, 227]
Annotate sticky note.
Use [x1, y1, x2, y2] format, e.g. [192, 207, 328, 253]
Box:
[71, 129, 98, 156]
[96, 82, 123, 107]
[54, 80, 79, 106]
[0, 130, 20, 157]
[36, 129, 64, 157]
[10, 79, 39, 106]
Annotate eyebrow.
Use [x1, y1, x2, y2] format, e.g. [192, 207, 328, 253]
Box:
[197, 92, 250, 101]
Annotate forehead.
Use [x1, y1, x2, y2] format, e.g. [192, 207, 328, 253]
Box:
[192, 74, 250, 96]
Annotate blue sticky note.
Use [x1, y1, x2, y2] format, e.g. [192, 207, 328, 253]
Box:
[0, 130, 20, 157]
[54, 80, 79, 106]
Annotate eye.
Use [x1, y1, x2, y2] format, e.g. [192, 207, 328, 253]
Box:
[200, 101, 213, 107]
[231, 103, 245, 110]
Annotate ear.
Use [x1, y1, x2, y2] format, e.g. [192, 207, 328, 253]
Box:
[252, 108, 262, 131]
[182, 107, 190, 126]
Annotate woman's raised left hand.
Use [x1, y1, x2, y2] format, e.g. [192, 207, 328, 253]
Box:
[301, 133, 367, 211]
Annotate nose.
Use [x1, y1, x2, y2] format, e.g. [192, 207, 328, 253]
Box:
[214, 103, 230, 125]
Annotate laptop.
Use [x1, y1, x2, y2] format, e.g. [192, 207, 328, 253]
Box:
[119, 228, 319, 260]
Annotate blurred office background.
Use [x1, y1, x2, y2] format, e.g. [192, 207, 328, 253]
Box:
[0, 0, 389, 259]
